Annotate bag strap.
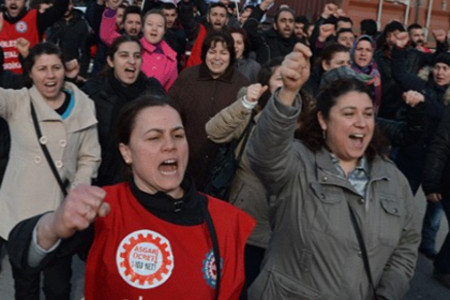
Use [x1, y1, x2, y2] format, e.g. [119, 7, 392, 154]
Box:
[347, 204, 378, 299]
[200, 194, 221, 300]
[236, 110, 256, 162]
[30, 100, 68, 196]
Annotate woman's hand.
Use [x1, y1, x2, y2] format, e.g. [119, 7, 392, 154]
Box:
[65, 59, 80, 80]
[432, 29, 447, 44]
[260, 0, 275, 11]
[279, 43, 311, 106]
[16, 37, 30, 58]
[281, 43, 311, 89]
[318, 23, 335, 42]
[246, 83, 268, 103]
[402, 90, 425, 108]
[36, 185, 110, 250]
[426, 192, 442, 203]
[321, 3, 338, 19]
[392, 31, 409, 48]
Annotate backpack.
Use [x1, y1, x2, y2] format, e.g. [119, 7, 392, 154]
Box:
[204, 112, 255, 201]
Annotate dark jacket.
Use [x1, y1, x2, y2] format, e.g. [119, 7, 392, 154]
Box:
[81, 73, 165, 186]
[243, 6, 300, 65]
[169, 64, 250, 189]
[84, 1, 107, 76]
[375, 43, 446, 119]
[164, 27, 187, 71]
[377, 103, 427, 147]
[422, 106, 450, 198]
[178, 0, 209, 48]
[46, 9, 91, 77]
[390, 46, 449, 190]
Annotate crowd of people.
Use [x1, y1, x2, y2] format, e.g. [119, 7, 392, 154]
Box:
[0, 0, 450, 299]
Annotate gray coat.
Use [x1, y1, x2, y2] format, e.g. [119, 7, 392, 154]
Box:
[247, 92, 420, 300]
[206, 88, 270, 248]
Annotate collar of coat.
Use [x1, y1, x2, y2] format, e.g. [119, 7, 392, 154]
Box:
[198, 62, 235, 82]
[140, 38, 177, 62]
[29, 82, 97, 133]
[314, 147, 390, 187]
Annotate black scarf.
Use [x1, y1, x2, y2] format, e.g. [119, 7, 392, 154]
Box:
[129, 174, 205, 225]
[107, 69, 148, 103]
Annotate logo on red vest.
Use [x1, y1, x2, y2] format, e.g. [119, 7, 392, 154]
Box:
[116, 229, 174, 289]
[15, 21, 28, 33]
[202, 249, 223, 288]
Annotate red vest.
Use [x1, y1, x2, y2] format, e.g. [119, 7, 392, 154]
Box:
[0, 10, 40, 74]
[85, 183, 255, 300]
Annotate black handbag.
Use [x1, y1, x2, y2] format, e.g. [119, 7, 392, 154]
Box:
[204, 111, 255, 200]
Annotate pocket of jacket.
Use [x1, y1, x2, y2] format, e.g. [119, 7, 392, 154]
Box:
[261, 270, 321, 300]
[379, 195, 404, 246]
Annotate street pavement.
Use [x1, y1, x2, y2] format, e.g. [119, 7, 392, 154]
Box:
[0, 188, 449, 299]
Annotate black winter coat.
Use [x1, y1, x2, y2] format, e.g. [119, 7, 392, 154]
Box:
[46, 9, 91, 77]
[82, 73, 165, 186]
[390, 46, 449, 189]
[243, 6, 300, 65]
[375, 43, 446, 119]
[423, 106, 450, 198]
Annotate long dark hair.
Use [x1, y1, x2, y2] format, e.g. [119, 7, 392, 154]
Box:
[100, 35, 142, 78]
[297, 78, 388, 160]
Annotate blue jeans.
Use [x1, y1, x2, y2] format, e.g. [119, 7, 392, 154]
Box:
[420, 200, 444, 252]
[435, 198, 450, 274]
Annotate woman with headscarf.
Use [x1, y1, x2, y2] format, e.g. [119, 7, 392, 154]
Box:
[351, 35, 382, 111]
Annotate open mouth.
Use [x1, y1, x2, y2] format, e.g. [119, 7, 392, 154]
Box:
[349, 133, 365, 147]
[159, 159, 178, 175]
[44, 82, 57, 87]
[124, 67, 136, 75]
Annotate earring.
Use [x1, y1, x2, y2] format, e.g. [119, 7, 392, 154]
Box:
[322, 130, 327, 140]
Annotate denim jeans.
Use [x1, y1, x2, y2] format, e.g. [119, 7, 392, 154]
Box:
[435, 198, 450, 274]
[420, 200, 444, 252]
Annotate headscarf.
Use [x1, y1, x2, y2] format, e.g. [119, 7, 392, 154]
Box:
[351, 35, 382, 111]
